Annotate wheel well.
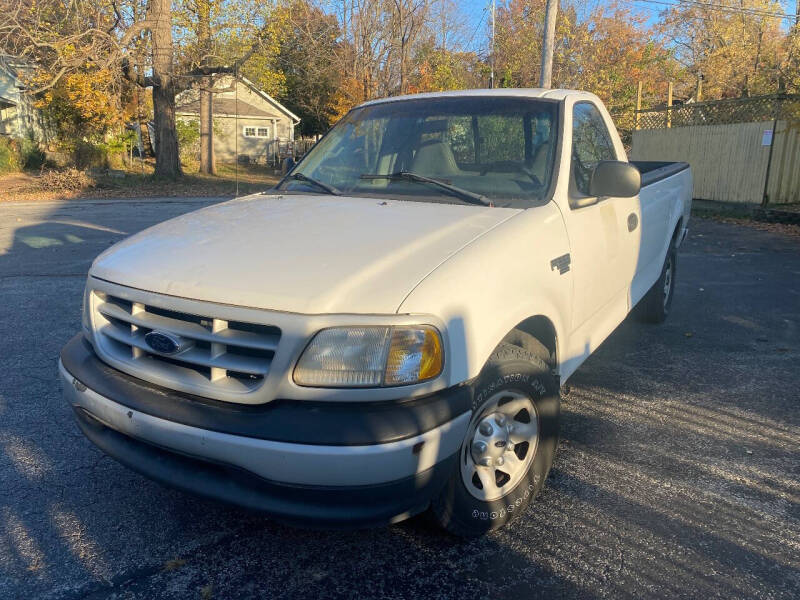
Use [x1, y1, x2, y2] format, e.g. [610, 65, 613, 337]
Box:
[502, 316, 558, 367]
[672, 218, 683, 243]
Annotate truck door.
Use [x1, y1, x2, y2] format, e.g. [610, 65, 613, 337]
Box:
[565, 101, 641, 331]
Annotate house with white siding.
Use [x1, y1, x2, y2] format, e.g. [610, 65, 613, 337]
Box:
[176, 76, 300, 164]
[0, 55, 42, 139]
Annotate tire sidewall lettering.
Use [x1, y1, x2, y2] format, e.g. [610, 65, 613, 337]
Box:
[473, 372, 546, 410]
[469, 484, 538, 520]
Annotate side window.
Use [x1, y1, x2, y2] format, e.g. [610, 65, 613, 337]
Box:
[571, 103, 616, 195]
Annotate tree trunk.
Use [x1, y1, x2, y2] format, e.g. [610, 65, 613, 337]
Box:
[150, 0, 181, 178]
[199, 77, 215, 174]
[197, 2, 215, 175]
[400, 38, 406, 94]
[396, 1, 406, 95]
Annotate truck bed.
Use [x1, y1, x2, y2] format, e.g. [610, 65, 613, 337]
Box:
[631, 161, 690, 188]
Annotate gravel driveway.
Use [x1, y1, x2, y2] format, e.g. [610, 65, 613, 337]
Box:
[0, 197, 798, 599]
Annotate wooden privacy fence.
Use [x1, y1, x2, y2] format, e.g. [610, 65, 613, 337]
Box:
[629, 94, 800, 205]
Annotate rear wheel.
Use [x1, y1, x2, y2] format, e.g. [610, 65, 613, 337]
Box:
[431, 342, 560, 537]
[637, 244, 676, 324]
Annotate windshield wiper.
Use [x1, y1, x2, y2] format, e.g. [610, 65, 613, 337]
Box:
[360, 171, 491, 206]
[287, 172, 341, 195]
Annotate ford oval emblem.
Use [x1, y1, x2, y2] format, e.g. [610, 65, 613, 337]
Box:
[144, 331, 183, 355]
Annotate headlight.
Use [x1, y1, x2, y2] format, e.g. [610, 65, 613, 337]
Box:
[293, 326, 443, 388]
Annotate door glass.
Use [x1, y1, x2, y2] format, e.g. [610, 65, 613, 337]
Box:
[571, 103, 616, 195]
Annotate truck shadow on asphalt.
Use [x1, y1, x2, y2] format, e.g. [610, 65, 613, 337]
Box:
[0, 205, 798, 598]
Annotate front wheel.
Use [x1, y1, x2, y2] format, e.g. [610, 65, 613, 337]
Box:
[430, 342, 560, 537]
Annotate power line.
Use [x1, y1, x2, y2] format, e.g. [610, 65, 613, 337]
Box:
[626, 0, 797, 21]
[627, 1, 729, 27]
[463, 6, 488, 54]
[671, 0, 793, 19]
[625, 0, 741, 25]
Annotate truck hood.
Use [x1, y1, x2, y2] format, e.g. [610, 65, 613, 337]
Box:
[90, 194, 520, 314]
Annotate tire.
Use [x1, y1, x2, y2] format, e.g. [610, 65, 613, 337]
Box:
[637, 243, 677, 324]
[430, 342, 560, 537]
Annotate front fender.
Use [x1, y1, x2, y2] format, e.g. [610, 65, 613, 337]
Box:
[397, 203, 572, 385]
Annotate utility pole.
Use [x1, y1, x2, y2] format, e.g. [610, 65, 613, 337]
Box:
[490, 0, 496, 89]
[539, 0, 558, 88]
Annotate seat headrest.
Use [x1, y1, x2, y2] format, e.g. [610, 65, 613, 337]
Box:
[410, 140, 461, 177]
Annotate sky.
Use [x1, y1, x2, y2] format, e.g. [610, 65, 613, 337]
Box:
[457, 0, 799, 55]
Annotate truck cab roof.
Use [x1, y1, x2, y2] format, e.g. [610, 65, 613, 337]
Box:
[357, 88, 601, 108]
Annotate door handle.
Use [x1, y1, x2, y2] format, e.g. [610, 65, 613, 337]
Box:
[627, 213, 638, 232]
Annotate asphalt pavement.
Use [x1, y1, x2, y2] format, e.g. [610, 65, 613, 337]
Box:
[0, 197, 798, 599]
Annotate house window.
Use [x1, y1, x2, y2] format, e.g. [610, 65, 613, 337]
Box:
[243, 126, 270, 138]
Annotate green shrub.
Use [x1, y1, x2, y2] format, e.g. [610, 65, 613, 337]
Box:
[73, 140, 108, 170]
[100, 129, 137, 169]
[104, 129, 136, 154]
[176, 119, 200, 164]
[0, 137, 21, 173]
[20, 136, 46, 170]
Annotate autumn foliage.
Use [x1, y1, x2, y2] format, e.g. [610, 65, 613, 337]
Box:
[36, 69, 125, 142]
[1, 0, 799, 173]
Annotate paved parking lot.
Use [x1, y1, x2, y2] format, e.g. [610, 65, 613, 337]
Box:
[0, 197, 798, 599]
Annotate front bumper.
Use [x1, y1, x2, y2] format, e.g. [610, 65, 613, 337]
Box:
[60, 334, 472, 526]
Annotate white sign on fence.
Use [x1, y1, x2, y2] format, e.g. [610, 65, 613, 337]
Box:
[762, 129, 773, 146]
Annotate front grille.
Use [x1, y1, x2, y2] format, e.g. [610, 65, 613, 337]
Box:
[91, 291, 281, 399]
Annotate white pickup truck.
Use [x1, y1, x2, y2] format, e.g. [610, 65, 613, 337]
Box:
[60, 89, 691, 536]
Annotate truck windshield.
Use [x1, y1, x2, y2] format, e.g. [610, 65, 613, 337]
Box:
[277, 96, 559, 207]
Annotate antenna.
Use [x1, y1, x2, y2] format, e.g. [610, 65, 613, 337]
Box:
[234, 66, 239, 198]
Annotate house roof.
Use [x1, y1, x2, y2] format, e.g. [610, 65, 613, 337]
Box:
[239, 76, 300, 124]
[175, 77, 300, 124]
[176, 97, 280, 119]
[0, 54, 34, 82]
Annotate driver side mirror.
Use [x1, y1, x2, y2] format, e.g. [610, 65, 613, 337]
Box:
[589, 161, 641, 198]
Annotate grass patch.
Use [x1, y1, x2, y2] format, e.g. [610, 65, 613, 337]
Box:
[0, 160, 281, 202]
